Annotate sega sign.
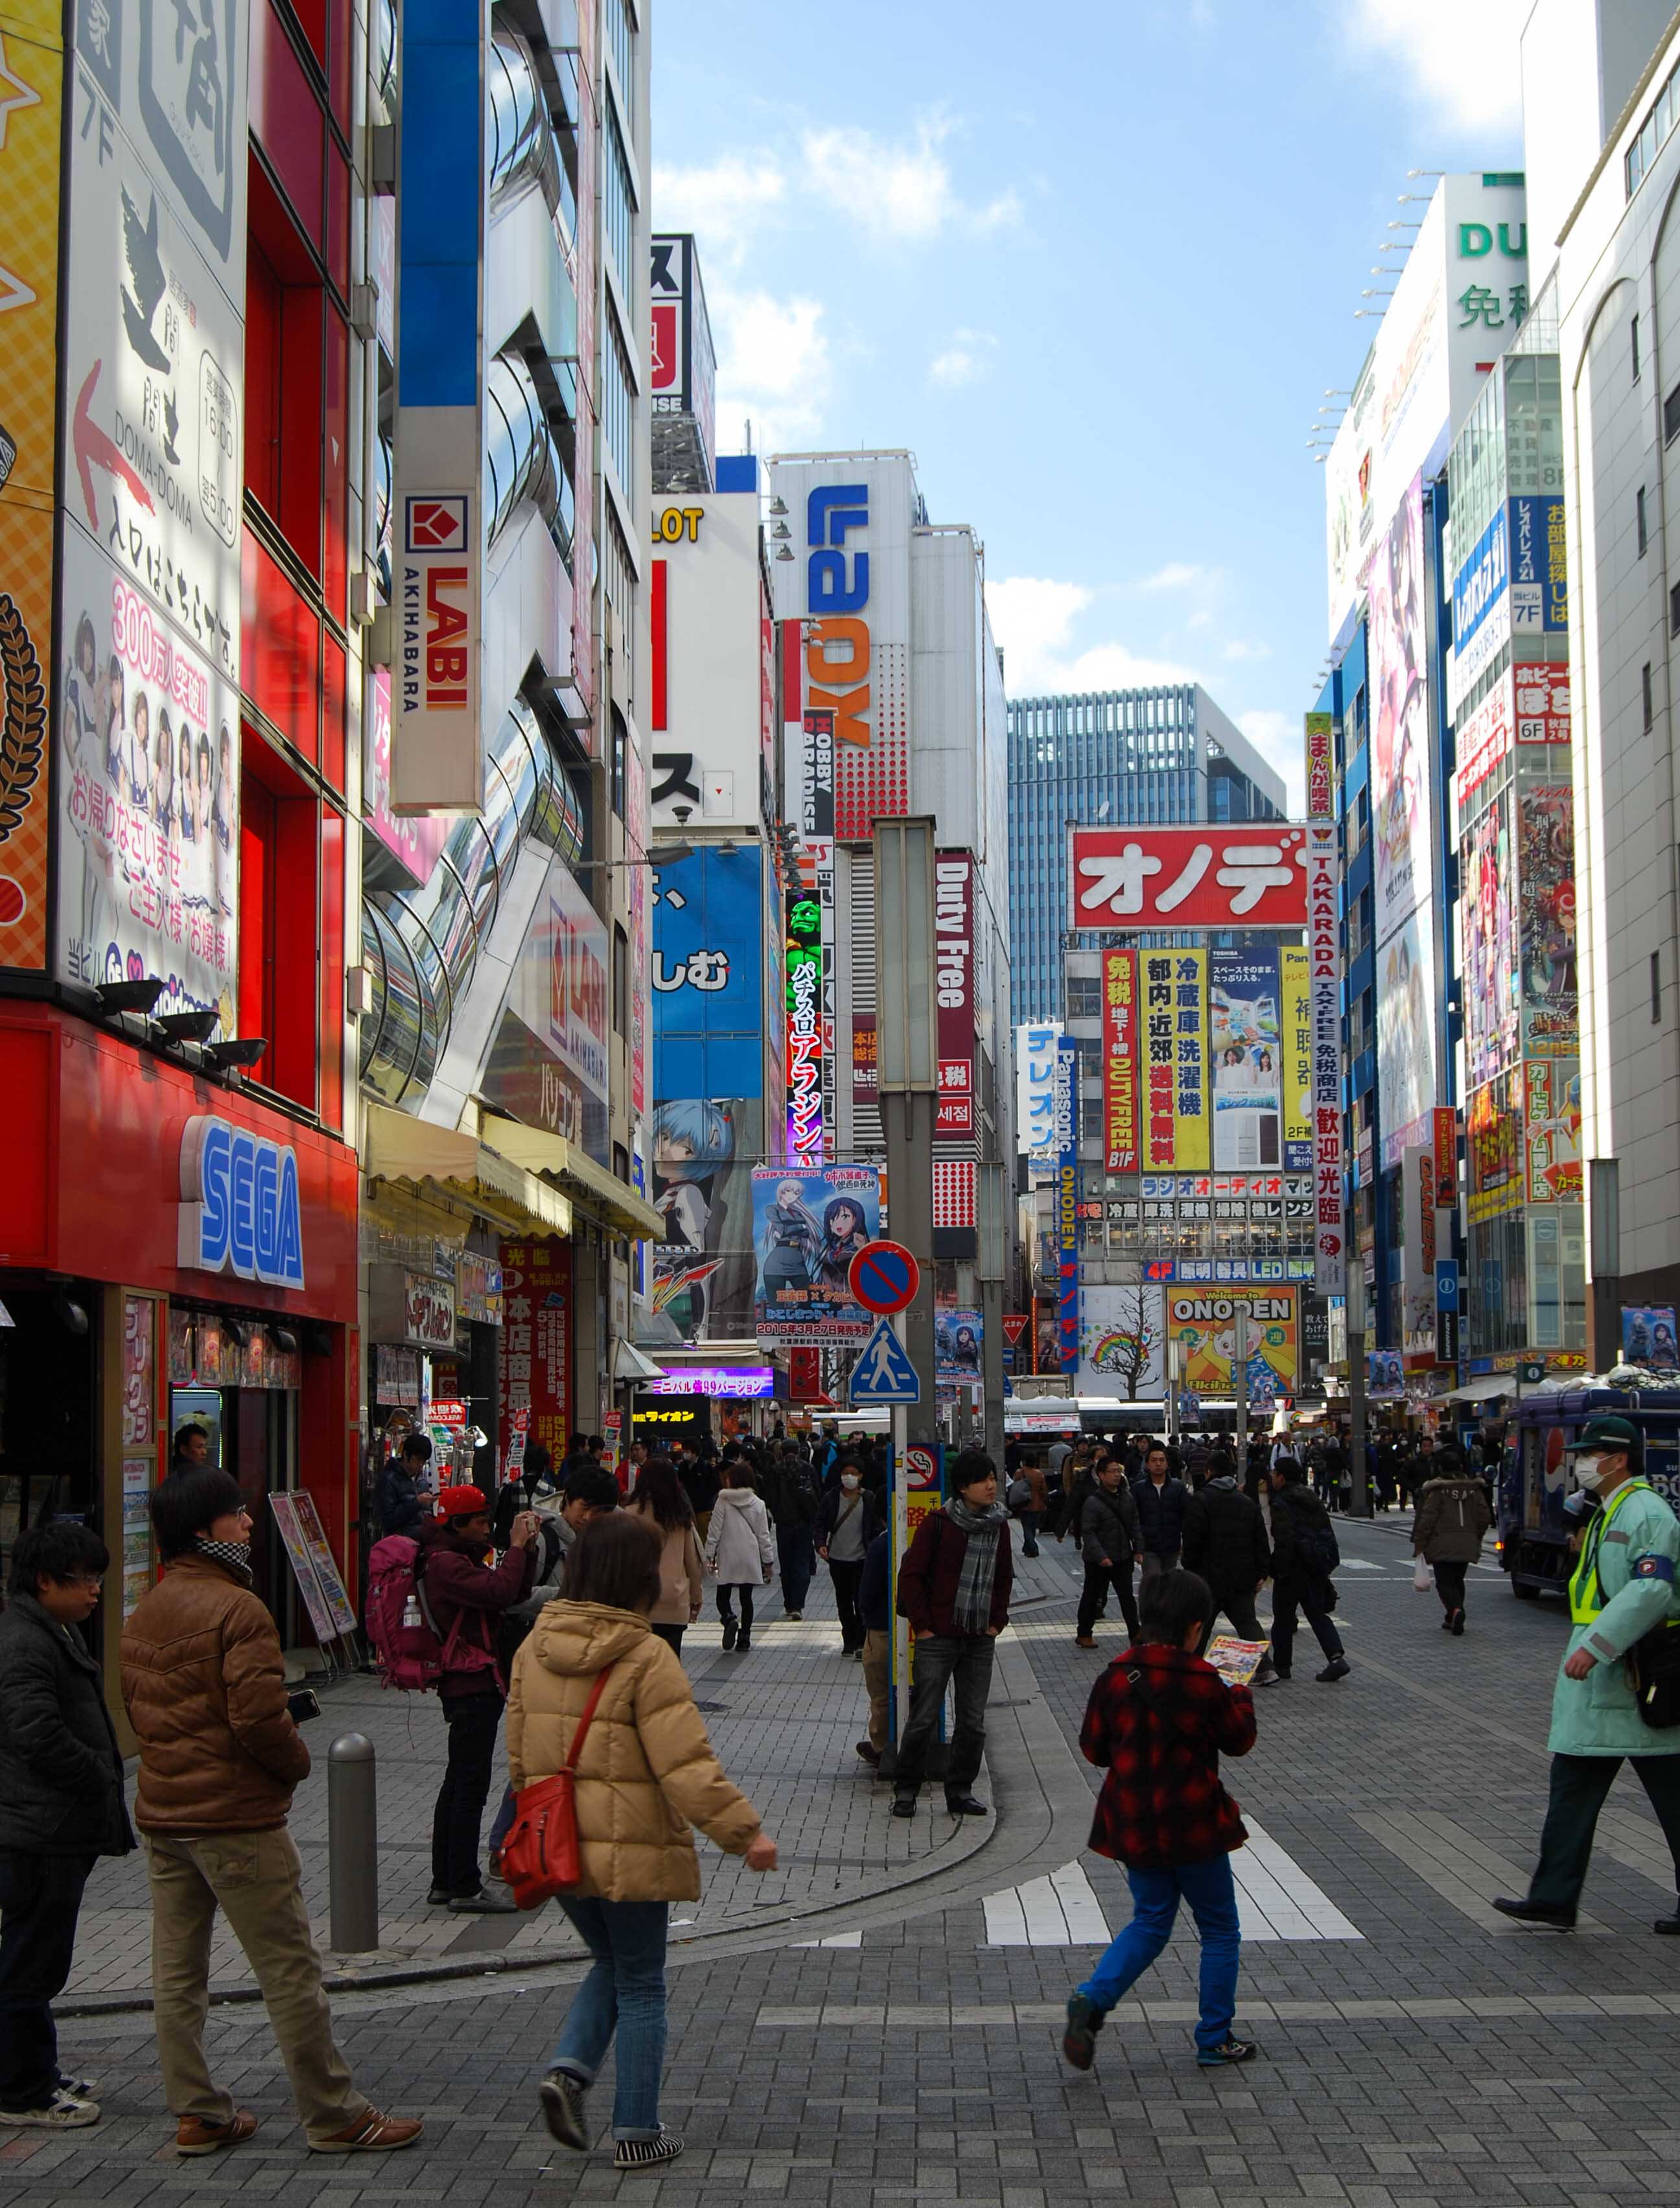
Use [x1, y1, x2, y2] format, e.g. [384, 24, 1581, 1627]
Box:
[178, 1116, 306, 1290]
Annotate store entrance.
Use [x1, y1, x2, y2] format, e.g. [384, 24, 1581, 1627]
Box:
[169, 1381, 299, 1636]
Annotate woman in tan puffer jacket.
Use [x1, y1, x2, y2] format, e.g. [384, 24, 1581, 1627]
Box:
[507, 1513, 776, 2174]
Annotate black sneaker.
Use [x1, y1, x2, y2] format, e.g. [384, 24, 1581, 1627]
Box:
[613, 2130, 683, 2170]
[1315, 1656, 1351, 1682]
[539, 2069, 589, 2151]
[1492, 1896, 1576, 1929]
[721, 1616, 739, 1652]
[1062, 1993, 1102, 2071]
[891, 1794, 917, 1818]
[426, 1884, 452, 1906]
[945, 1793, 989, 1817]
[1197, 2036, 1259, 2067]
[1451, 1609, 1465, 1636]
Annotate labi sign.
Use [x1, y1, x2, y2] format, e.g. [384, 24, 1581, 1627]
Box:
[177, 1115, 305, 1290]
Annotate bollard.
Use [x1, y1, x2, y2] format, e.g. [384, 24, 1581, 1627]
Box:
[327, 1732, 380, 1953]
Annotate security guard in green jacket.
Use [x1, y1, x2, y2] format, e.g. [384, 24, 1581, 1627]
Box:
[1495, 1417, 1680, 1933]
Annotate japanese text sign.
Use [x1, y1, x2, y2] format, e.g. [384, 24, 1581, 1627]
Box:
[1142, 949, 1208, 1172]
[1071, 827, 1309, 931]
[1305, 824, 1344, 1293]
[1101, 947, 1138, 1173]
[1305, 713, 1333, 822]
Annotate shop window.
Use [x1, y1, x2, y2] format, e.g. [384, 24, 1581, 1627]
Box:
[320, 803, 344, 1128]
[322, 635, 347, 796]
[239, 734, 320, 1111]
[242, 533, 321, 766]
[251, 0, 324, 243]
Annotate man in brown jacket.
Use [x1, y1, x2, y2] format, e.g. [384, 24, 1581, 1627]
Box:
[1410, 1443, 1493, 1634]
[122, 1469, 421, 2158]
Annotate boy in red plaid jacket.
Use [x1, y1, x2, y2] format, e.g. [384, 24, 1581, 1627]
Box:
[1062, 1568, 1260, 2070]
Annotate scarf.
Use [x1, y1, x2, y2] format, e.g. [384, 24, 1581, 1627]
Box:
[946, 1496, 1007, 1634]
[196, 1537, 254, 1588]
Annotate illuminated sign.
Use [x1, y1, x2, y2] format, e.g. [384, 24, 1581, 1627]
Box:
[786, 887, 824, 1165]
[645, 1366, 775, 1399]
[177, 1115, 305, 1290]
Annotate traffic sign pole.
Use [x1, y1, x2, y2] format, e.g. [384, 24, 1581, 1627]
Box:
[892, 1364, 909, 1747]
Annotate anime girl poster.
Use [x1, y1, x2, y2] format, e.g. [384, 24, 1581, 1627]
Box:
[649, 1098, 760, 1344]
[750, 1165, 881, 1340]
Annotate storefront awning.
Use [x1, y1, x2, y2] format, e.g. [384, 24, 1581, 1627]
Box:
[1442, 1374, 1518, 1406]
[361, 1102, 573, 1240]
[478, 1113, 666, 1241]
[612, 1338, 666, 1383]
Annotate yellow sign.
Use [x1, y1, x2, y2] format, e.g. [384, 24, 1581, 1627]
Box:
[1167, 1290, 1298, 1397]
[0, 5, 62, 970]
[1142, 948, 1208, 1172]
[1281, 945, 1312, 1161]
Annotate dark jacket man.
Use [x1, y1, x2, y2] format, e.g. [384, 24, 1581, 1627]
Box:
[1131, 1467, 1189, 1559]
[1182, 1474, 1271, 1592]
[0, 1594, 133, 1861]
[1266, 1478, 1339, 1592]
[896, 1504, 1014, 1640]
[376, 1439, 431, 1539]
[1078, 1480, 1140, 1568]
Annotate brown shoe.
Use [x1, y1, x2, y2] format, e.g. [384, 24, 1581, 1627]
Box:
[176, 2111, 259, 2156]
[310, 2107, 424, 2154]
[1075, 1635, 1098, 1649]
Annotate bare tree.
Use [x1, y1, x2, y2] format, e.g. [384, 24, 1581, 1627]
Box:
[1089, 1287, 1161, 1397]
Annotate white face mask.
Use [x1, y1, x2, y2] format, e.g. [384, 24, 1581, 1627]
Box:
[1574, 1454, 1611, 1492]
[840, 1473, 861, 1492]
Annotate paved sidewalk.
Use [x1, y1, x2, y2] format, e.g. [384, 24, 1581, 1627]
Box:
[65, 1552, 1075, 2006]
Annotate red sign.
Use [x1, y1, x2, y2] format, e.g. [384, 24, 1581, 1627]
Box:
[1454, 672, 1513, 805]
[1513, 660, 1569, 747]
[1101, 946, 1138, 1172]
[1071, 826, 1309, 931]
[788, 1345, 823, 1401]
[499, 1240, 572, 1474]
[1001, 1312, 1029, 1345]
[1432, 1107, 1458, 1207]
[935, 852, 975, 1141]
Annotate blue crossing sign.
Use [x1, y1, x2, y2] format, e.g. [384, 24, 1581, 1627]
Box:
[848, 1315, 921, 1405]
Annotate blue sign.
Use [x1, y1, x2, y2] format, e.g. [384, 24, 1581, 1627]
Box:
[1056, 1038, 1080, 1377]
[653, 845, 764, 1098]
[1508, 494, 1567, 633]
[849, 1315, 921, 1405]
[1452, 504, 1508, 656]
[1436, 1257, 1460, 1314]
[178, 1116, 305, 1290]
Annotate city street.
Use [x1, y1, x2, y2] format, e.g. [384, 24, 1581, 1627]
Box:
[14, 1515, 1680, 2207]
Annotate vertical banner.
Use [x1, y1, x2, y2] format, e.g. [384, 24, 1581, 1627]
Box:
[1142, 949, 1208, 1171]
[1281, 946, 1312, 1171]
[785, 881, 823, 1165]
[0, 0, 64, 971]
[1432, 1106, 1458, 1207]
[934, 850, 975, 1135]
[1400, 1145, 1438, 1361]
[1305, 822, 1345, 1294]
[1016, 1019, 1062, 1171]
[1305, 710, 1334, 821]
[1209, 948, 1281, 1170]
[1517, 785, 1577, 1057]
[1101, 947, 1138, 1172]
[392, 0, 487, 811]
[499, 1239, 572, 1472]
[1056, 1037, 1080, 1375]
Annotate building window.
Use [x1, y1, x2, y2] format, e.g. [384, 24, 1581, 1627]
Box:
[1654, 951, 1664, 1025]
[603, 108, 635, 294]
[611, 706, 627, 821]
[1645, 662, 1655, 729]
[603, 0, 634, 128]
[1065, 975, 1100, 1020]
[1669, 581, 1680, 636]
[1639, 485, 1649, 555]
[1634, 312, 1642, 382]
[614, 923, 629, 1040]
[602, 310, 635, 500]
[1666, 383, 1680, 445]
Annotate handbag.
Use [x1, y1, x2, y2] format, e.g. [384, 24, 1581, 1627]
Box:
[1412, 1555, 1432, 1593]
[1627, 1621, 1680, 1729]
[500, 1663, 617, 1908]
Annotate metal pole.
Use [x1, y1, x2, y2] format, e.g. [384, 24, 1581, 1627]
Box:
[1233, 1306, 1248, 1457]
[892, 1388, 910, 1745]
[1346, 1272, 1371, 1517]
[327, 1732, 380, 1952]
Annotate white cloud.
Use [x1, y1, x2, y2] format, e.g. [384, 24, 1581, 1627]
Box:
[928, 328, 998, 386]
[1237, 710, 1305, 817]
[1141, 561, 1208, 592]
[1222, 638, 1271, 662]
[800, 114, 1019, 241]
[651, 155, 786, 264]
[707, 286, 832, 456]
[985, 577, 1094, 691]
[1344, 0, 1527, 133]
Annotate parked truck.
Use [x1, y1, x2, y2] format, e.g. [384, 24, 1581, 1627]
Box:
[1497, 1380, 1680, 1599]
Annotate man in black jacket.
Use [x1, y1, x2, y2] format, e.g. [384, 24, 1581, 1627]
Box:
[0, 1523, 135, 2129]
[1181, 1453, 1276, 1682]
[1132, 1443, 1188, 1581]
[1266, 1457, 1350, 1683]
[376, 1433, 431, 1538]
[1074, 1459, 1142, 1646]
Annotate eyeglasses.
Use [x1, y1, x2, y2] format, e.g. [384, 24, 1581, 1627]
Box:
[67, 1574, 104, 1591]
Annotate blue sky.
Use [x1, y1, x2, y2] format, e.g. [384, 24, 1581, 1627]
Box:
[651, 0, 1529, 813]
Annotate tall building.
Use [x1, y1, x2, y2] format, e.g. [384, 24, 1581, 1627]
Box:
[1523, 0, 1680, 1354]
[1006, 688, 1285, 1025]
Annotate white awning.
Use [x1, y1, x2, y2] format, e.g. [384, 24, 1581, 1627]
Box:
[478, 1112, 666, 1242]
[1443, 1374, 1519, 1406]
[612, 1338, 666, 1383]
[361, 1102, 573, 1238]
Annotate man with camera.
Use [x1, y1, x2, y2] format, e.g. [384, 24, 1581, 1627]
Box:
[1495, 1416, 1680, 1933]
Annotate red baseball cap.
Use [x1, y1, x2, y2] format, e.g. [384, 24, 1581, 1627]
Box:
[437, 1484, 489, 1518]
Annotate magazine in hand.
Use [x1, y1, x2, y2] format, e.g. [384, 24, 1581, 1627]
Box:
[1205, 1635, 1269, 1688]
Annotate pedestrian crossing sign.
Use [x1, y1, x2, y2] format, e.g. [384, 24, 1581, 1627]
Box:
[848, 1315, 921, 1404]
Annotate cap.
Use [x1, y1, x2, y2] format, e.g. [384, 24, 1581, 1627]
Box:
[1573, 1417, 1640, 1454]
[437, 1483, 489, 1518]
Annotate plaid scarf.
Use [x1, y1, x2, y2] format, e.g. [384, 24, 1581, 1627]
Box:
[945, 1497, 1006, 1634]
[196, 1537, 255, 1588]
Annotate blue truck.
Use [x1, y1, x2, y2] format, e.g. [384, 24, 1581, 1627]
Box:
[1497, 1381, 1680, 1599]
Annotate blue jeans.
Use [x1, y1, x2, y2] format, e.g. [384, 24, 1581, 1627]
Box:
[550, 1898, 669, 2139]
[1078, 1854, 1241, 2054]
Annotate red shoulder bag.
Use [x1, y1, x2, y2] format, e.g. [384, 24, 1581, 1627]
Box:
[501, 1664, 616, 1909]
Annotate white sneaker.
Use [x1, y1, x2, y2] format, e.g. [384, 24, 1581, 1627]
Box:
[0, 2089, 100, 2129]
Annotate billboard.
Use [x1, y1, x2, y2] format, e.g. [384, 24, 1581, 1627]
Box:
[1449, 497, 1568, 716]
[767, 453, 913, 841]
[363, 669, 452, 891]
[1622, 1305, 1679, 1369]
[482, 856, 611, 1161]
[0, 0, 63, 971]
[1524, 1057, 1581, 1206]
[649, 233, 716, 490]
[1510, 493, 1567, 634]
[751, 1165, 881, 1341]
[935, 850, 975, 1136]
[1071, 824, 1309, 931]
[1281, 946, 1312, 1172]
[1077, 1284, 1165, 1398]
[1518, 785, 1576, 1057]
[1467, 1071, 1522, 1223]
[1377, 907, 1437, 1167]
[1166, 1290, 1298, 1400]
[500, 1240, 571, 1474]
[935, 1307, 983, 1380]
[1369, 471, 1432, 944]
[1513, 660, 1570, 747]
[1016, 1019, 1062, 1170]
[57, 531, 239, 1023]
[1210, 949, 1281, 1170]
[649, 490, 767, 831]
[1142, 949, 1208, 1172]
[1400, 1145, 1439, 1361]
[785, 880, 823, 1165]
[1101, 947, 1138, 1172]
[1056, 1036, 1079, 1375]
[1449, 502, 1509, 710]
[1305, 822, 1344, 1293]
[1462, 786, 1519, 1088]
[651, 845, 767, 1344]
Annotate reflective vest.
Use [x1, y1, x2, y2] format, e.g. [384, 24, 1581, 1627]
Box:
[1569, 1478, 1653, 1624]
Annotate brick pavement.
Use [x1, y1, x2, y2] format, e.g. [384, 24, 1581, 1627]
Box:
[16, 1516, 1680, 2206]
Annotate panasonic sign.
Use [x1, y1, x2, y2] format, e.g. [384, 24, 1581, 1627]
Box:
[178, 1116, 307, 1290]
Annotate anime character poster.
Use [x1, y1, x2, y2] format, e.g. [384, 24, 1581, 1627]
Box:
[1377, 909, 1438, 1165]
[1462, 789, 1520, 1089]
[750, 1165, 881, 1341]
[1518, 785, 1578, 1056]
[1622, 1305, 1679, 1370]
[1210, 949, 1281, 1169]
[1368, 471, 1433, 944]
[649, 1098, 762, 1345]
[1165, 1291, 1298, 1400]
[935, 1308, 984, 1380]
